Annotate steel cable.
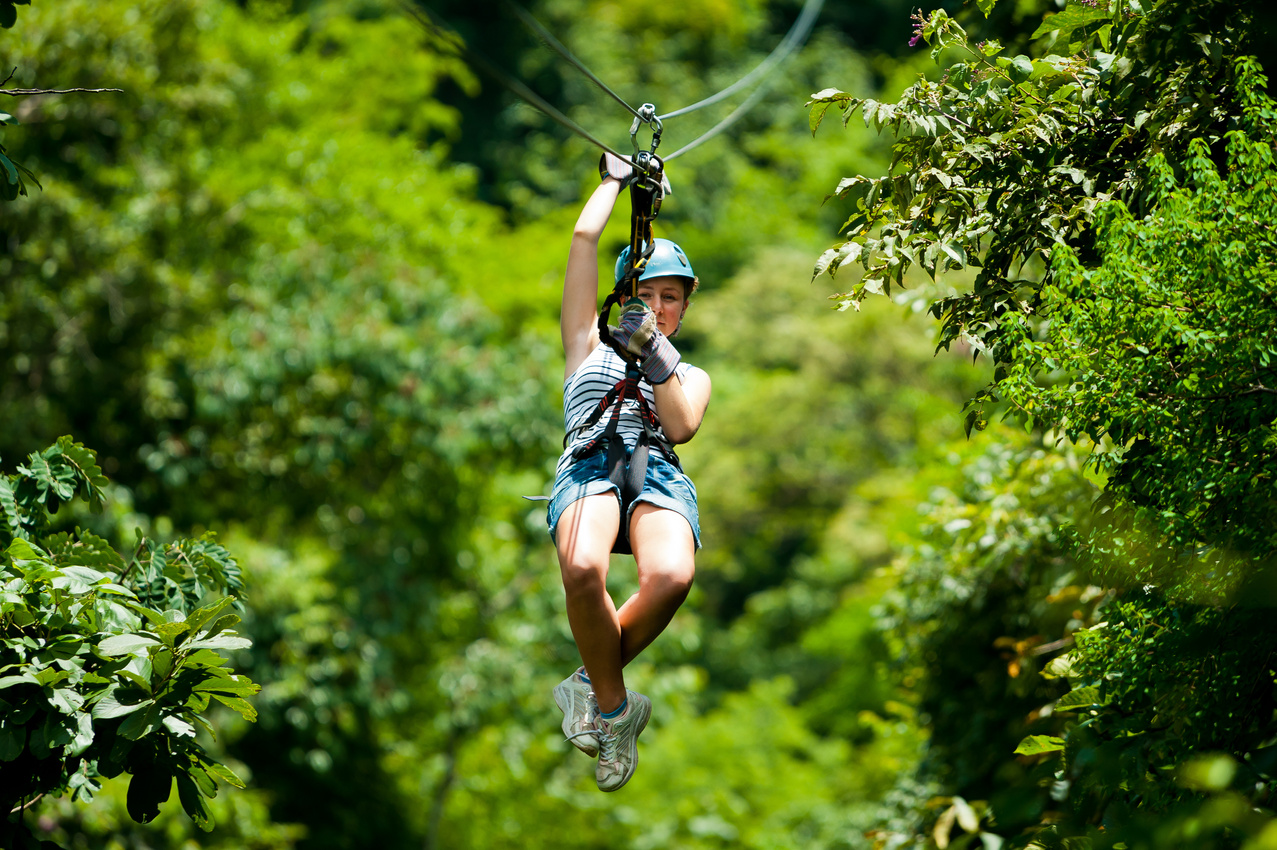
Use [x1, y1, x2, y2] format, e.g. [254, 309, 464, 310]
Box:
[662, 77, 772, 161]
[658, 0, 824, 121]
[401, 3, 633, 160]
[503, 1, 645, 122]
[404, 0, 824, 165]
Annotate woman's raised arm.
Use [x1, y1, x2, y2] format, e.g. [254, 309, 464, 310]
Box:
[562, 163, 629, 378]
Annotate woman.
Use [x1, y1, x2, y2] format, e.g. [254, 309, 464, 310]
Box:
[547, 153, 712, 792]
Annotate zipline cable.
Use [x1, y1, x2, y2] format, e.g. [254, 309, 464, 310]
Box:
[658, 0, 825, 121]
[662, 76, 772, 161]
[401, 2, 635, 162]
[404, 0, 824, 165]
[503, 0, 645, 123]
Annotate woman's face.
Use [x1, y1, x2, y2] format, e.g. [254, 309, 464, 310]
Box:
[635, 276, 689, 337]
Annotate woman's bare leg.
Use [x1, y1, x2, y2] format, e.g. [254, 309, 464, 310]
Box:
[617, 503, 696, 666]
[556, 494, 626, 713]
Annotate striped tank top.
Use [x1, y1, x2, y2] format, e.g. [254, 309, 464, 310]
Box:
[556, 343, 691, 478]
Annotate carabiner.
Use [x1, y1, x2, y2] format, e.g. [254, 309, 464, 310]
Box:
[630, 103, 662, 161]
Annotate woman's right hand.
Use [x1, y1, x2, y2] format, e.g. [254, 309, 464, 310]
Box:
[599, 152, 635, 184]
[614, 299, 681, 384]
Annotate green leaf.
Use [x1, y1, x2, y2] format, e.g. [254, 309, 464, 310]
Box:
[55, 565, 110, 595]
[192, 674, 259, 696]
[0, 476, 24, 538]
[7, 538, 43, 562]
[0, 718, 26, 761]
[69, 709, 95, 756]
[184, 633, 251, 652]
[118, 702, 162, 740]
[1009, 55, 1034, 83]
[976, 0, 997, 18]
[0, 150, 18, 184]
[182, 648, 231, 668]
[1054, 685, 1104, 712]
[809, 87, 848, 103]
[162, 715, 195, 738]
[47, 530, 125, 572]
[176, 772, 215, 831]
[188, 763, 218, 797]
[810, 102, 833, 135]
[55, 437, 109, 511]
[183, 596, 232, 636]
[152, 647, 174, 680]
[1014, 735, 1066, 756]
[46, 686, 84, 715]
[98, 634, 161, 656]
[91, 692, 153, 720]
[126, 759, 173, 824]
[210, 693, 257, 722]
[813, 247, 839, 280]
[1032, 4, 1110, 40]
[0, 672, 40, 689]
[203, 760, 246, 789]
[941, 241, 968, 268]
[155, 621, 191, 647]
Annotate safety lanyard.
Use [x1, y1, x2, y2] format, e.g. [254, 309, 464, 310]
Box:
[597, 105, 667, 364]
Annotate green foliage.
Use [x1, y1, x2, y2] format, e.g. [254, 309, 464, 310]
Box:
[0, 1, 40, 201]
[864, 434, 1100, 847]
[809, 0, 1271, 353]
[1021, 593, 1277, 849]
[812, 3, 1277, 848]
[0, 439, 258, 846]
[998, 122, 1277, 601]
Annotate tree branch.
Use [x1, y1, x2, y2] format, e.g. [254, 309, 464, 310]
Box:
[9, 793, 45, 815]
[1, 87, 123, 96]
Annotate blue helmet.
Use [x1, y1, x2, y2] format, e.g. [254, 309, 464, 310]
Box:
[614, 238, 697, 291]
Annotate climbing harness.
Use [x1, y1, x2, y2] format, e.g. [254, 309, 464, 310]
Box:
[563, 362, 682, 555]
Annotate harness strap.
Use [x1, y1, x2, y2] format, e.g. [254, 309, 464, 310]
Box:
[566, 369, 680, 469]
[566, 364, 680, 555]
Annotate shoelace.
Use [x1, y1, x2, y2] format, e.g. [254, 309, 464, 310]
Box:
[566, 728, 597, 745]
[596, 715, 621, 763]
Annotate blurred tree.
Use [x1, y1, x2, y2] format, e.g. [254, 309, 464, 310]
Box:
[1, 1, 556, 846]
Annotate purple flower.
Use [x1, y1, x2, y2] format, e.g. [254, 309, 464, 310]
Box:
[909, 8, 925, 47]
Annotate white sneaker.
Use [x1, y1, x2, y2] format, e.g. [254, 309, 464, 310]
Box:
[553, 672, 599, 757]
[594, 690, 651, 792]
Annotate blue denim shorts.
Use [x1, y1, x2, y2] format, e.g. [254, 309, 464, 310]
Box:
[547, 449, 700, 549]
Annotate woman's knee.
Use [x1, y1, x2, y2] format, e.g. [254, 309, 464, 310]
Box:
[559, 556, 608, 598]
[643, 559, 695, 600]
